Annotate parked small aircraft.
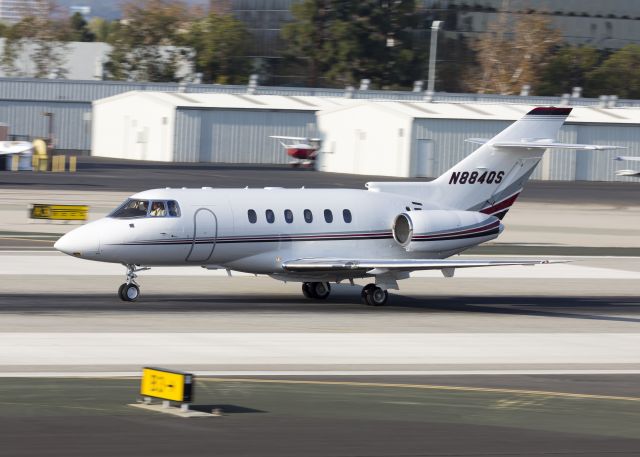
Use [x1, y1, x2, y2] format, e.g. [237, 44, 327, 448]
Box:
[615, 156, 640, 177]
[56, 107, 623, 305]
[270, 135, 321, 167]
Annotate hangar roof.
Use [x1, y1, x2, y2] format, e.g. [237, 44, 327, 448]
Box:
[318, 101, 640, 124]
[95, 91, 640, 124]
[93, 91, 357, 111]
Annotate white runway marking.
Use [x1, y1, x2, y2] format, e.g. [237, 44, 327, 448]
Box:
[1, 333, 639, 366]
[1, 253, 639, 279]
[2, 370, 640, 378]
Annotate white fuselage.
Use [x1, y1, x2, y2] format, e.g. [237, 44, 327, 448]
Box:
[55, 187, 502, 281]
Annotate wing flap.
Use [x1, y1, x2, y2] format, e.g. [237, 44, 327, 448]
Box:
[281, 258, 561, 273]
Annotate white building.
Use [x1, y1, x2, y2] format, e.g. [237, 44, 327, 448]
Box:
[92, 91, 354, 163]
[0, 0, 47, 24]
[316, 102, 640, 181]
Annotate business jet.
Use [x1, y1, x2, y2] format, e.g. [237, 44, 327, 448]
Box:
[55, 107, 623, 305]
[270, 135, 321, 167]
[615, 156, 640, 177]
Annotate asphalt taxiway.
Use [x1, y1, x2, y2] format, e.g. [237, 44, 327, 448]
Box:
[1, 160, 640, 455]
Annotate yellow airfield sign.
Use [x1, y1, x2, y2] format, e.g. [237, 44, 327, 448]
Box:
[140, 367, 194, 402]
[30, 204, 89, 221]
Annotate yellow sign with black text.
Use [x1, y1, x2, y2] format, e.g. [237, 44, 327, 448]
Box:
[140, 367, 193, 402]
[30, 204, 89, 221]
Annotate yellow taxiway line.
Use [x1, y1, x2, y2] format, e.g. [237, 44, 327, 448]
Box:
[200, 377, 640, 403]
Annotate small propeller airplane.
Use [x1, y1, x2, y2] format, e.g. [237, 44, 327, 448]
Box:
[270, 135, 321, 167]
[615, 156, 640, 177]
[55, 107, 624, 305]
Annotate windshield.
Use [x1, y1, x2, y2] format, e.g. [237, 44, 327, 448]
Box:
[110, 199, 181, 219]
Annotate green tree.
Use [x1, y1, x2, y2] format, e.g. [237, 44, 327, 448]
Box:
[282, 0, 421, 89]
[88, 17, 113, 42]
[585, 44, 640, 99]
[186, 11, 249, 84]
[105, 0, 192, 82]
[68, 12, 96, 42]
[537, 46, 601, 96]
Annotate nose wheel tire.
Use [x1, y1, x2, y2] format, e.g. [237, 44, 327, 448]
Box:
[118, 283, 140, 302]
[363, 285, 388, 306]
[302, 282, 331, 300]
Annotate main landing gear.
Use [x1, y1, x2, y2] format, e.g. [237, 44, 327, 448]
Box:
[302, 282, 331, 300]
[301, 281, 389, 306]
[361, 283, 389, 306]
[118, 264, 149, 302]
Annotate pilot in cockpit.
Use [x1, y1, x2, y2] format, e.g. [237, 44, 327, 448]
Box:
[150, 201, 166, 217]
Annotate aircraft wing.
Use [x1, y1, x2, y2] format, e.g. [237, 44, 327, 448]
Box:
[615, 156, 640, 162]
[616, 169, 640, 177]
[282, 258, 561, 274]
[270, 135, 322, 142]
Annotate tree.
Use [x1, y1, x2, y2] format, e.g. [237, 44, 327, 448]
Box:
[68, 12, 96, 42]
[186, 11, 249, 84]
[585, 44, 640, 99]
[282, 0, 421, 89]
[105, 0, 193, 82]
[465, 12, 561, 94]
[537, 46, 601, 96]
[0, 2, 69, 78]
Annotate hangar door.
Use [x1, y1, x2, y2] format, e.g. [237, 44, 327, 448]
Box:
[415, 139, 435, 178]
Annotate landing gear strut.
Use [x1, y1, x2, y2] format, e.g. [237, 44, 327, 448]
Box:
[302, 282, 331, 300]
[361, 283, 388, 306]
[118, 264, 149, 302]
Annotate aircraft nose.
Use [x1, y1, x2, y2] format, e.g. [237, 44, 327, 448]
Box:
[54, 225, 100, 257]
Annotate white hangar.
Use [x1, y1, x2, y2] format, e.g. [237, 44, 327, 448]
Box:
[316, 102, 640, 181]
[92, 91, 353, 163]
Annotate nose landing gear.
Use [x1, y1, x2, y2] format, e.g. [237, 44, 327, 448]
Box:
[118, 264, 149, 302]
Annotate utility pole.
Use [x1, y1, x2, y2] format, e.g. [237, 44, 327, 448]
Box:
[426, 20, 442, 97]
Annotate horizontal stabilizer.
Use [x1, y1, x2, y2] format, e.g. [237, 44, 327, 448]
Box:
[616, 169, 640, 177]
[269, 135, 321, 142]
[615, 156, 640, 162]
[282, 258, 564, 273]
[465, 138, 624, 150]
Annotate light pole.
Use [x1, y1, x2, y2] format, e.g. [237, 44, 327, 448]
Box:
[426, 20, 442, 97]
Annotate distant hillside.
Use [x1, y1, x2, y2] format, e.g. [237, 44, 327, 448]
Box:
[55, 0, 210, 20]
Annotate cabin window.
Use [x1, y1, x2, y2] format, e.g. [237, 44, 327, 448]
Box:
[149, 201, 167, 217]
[343, 209, 352, 223]
[167, 200, 180, 217]
[284, 209, 293, 223]
[266, 209, 275, 223]
[248, 209, 257, 224]
[324, 209, 333, 223]
[110, 199, 149, 218]
[304, 209, 313, 223]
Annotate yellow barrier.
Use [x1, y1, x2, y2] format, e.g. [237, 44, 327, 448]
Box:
[69, 156, 77, 173]
[10, 154, 19, 172]
[51, 155, 66, 172]
[140, 367, 194, 403]
[30, 204, 89, 221]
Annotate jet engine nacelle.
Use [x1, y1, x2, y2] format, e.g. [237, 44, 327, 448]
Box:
[392, 210, 501, 252]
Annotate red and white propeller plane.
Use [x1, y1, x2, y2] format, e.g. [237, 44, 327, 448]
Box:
[270, 135, 321, 167]
[55, 107, 623, 305]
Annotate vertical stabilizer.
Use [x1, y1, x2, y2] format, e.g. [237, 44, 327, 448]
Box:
[430, 107, 572, 218]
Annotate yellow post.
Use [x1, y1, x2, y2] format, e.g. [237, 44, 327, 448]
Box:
[69, 156, 77, 173]
[10, 154, 20, 171]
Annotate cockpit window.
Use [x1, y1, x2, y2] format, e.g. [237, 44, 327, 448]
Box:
[150, 201, 167, 217]
[110, 199, 149, 218]
[110, 199, 181, 219]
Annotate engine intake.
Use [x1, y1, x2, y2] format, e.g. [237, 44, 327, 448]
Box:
[392, 210, 501, 252]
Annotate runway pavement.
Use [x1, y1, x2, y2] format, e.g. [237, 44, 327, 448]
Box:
[1, 160, 640, 455]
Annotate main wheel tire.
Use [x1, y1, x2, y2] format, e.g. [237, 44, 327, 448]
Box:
[312, 282, 331, 299]
[365, 287, 388, 306]
[302, 282, 313, 299]
[361, 283, 377, 303]
[118, 283, 127, 301]
[121, 283, 140, 302]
